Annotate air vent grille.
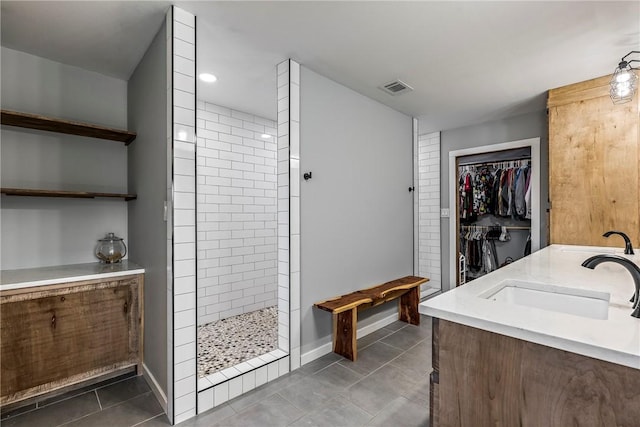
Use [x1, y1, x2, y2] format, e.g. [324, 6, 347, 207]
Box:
[380, 79, 413, 96]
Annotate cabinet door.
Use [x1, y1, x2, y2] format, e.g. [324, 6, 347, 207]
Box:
[1, 277, 140, 403]
[548, 75, 640, 247]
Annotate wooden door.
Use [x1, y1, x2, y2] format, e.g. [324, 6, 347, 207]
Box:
[548, 75, 640, 247]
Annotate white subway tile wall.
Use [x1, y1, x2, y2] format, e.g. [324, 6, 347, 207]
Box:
[171, 6, 197, 424]
[418, 132, 441, 292]
[197, 59, 299, 415]
[196, 102, 278, 325]
[287, 60, 302, 371]
[197, 388, 214, 412]
[197, 352, 288, 413]
[277, 60, 290, 359]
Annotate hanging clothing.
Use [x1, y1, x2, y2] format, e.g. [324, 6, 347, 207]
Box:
[459, 160, 532, 220]
[482, 239, 498, 274]
[515, 165, 528, 219]
[458, 157, 533, 283]
[461, 226, 502, 279]
[473, 167, 493, 215]
[500, 169, 510, 216]
[459, 171, 474, 221]
[489, 168, 501, 214]
[524, 166, 532, 219]
[508, 168, 518, 217]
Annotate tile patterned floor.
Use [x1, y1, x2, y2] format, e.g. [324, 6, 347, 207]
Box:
[198, 306, 278, 377]
[0, 374, 163, 427]
[2, 315, 432, 426]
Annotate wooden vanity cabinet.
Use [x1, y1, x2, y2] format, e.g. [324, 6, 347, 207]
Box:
[429, 318, 640, 427]
[0, 274, 143, 406]
[548, 74, 640, 247]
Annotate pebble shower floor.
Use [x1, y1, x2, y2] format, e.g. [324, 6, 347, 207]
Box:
[197, 306, 278, 377]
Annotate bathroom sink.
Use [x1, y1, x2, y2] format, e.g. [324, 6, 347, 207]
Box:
[480, 280, 610, 320]
[560, 247, 618, 254]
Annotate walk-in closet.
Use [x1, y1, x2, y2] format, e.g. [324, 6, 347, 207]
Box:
[449, 139, 541, 287]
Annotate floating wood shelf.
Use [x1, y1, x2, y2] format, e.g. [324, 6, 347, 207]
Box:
[1, 188, 137, 201]
[1, 110, 136, 145]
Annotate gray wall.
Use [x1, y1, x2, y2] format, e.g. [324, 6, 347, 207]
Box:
[300, 67, 414, 354]
[439, 110, 549, 288]
[0, 47, 129, 269]
[127, 24, 168, 396]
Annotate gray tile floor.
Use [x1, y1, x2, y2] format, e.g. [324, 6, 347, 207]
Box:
[1, 374, 163, 427]
[2, 315, 432, 427]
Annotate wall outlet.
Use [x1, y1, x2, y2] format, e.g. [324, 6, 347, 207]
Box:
[440, 208, 450, 218]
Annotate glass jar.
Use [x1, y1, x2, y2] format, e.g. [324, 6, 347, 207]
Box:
[95, 232, 127, 263]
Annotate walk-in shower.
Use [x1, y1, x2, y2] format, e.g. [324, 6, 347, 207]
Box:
[196, 100, 279, 378]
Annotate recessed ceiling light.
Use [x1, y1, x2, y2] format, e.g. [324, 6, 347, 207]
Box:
[199, 73, 217, 83]
[261, 134, 272, 139]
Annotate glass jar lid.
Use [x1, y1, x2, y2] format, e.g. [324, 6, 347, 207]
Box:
[98, 232, 124, 242]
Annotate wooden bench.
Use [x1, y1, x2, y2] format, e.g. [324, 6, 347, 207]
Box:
[314, 275, 428, 361]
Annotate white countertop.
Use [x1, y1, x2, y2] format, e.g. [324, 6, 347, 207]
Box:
[0, 261, 145, 291]
[419, 244, 640, 370]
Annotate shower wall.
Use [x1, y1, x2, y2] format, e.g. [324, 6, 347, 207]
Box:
[196, 101, 278, 326]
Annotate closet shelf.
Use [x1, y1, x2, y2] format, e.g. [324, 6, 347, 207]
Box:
[1, 110, 136, 145]
[1, 188, 137, 201]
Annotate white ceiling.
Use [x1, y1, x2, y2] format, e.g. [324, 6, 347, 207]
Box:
[2, 1, 639, 133]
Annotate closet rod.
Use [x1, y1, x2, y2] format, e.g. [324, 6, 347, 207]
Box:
[460, 225, 530, 230]
[458, 157, 531, 168]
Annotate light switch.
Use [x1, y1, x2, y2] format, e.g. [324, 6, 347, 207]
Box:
[440, 208, 450, 218]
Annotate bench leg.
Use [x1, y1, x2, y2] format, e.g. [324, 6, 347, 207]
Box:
[398, 286, 420, 325]
[333, 308, 357, 361]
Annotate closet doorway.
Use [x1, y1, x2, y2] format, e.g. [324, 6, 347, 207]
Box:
[448, 138, 540, 290]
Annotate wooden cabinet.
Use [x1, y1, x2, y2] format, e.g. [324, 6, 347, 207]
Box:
[0, 274, 143, 406]
[548, 75, 639, 247]
[0, 109, 137, 201]
[429, 319, 640, 427]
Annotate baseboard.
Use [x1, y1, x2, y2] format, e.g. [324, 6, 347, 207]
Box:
[143, 363, 168, 413]
[300, 312, 398, 366]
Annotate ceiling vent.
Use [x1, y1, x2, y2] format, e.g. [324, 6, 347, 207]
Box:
[379, 79, 413, 96]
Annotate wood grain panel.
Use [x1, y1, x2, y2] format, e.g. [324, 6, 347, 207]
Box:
[1, 109, 136, 144]
[430, 317, 440, 427]
[431, 317, 439, 373]
[0, 276, 141, 405]
[398, 286, 420, 325]
[435, 320, 640, 427]
[548, 74, 640, 247]
[429, 372, 439, 427]
[1, 187, 137, 201]
[314, 276, 427, 314]
[333, 309, 357, 361]
[547, 74, 611, 107]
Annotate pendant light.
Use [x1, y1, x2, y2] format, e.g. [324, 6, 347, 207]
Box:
[610, 51, 639, 104]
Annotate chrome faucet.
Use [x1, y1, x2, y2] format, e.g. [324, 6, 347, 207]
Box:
[602, 231, 634, 255]
[581, 254, 640, 318]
